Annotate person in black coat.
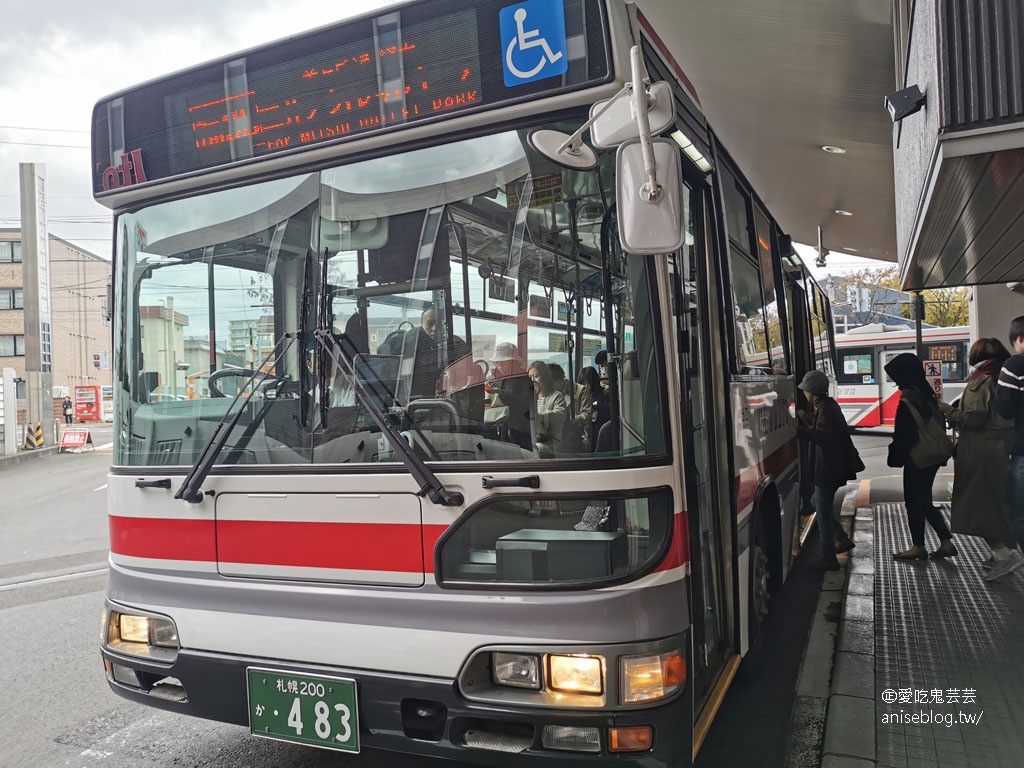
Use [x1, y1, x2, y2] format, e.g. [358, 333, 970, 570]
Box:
[797, 369, 856, 569]
[885, 352, 957, 560]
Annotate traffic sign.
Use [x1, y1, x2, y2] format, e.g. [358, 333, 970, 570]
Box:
[922, 360, 943, 400]
[60, 428, 94, 452]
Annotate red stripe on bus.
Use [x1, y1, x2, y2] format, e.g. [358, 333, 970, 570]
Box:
[734, 440, 799, 513]
[879, 390, 902, 425]
[423, 524, 449, 573]
[850, 403, 882, 426]
[110, 516, 217, 562]
[654, 511, 690, 572]
[836, 397, 879, 404]
[216, 520, 424, 572]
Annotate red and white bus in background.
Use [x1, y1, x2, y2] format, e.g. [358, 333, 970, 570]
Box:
[835, 324, 969, 427]
[92, 2, 835, 765]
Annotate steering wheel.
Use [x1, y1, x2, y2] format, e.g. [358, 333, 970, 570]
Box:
[207, 368, 285, 398]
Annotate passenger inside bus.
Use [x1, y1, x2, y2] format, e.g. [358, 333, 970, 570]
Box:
[377, 307, 470, 400]
[484, 342, 534, 450]
[528, 361, 567, 456]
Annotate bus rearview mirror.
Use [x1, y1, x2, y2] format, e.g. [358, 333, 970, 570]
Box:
[590, 81, 675, 150]
[615, 138, 685, 256]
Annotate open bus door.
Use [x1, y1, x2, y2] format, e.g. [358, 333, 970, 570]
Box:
[670, 186, 732, 733]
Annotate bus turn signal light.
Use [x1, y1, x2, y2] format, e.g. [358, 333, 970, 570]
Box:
[620, 650, 686, 703]
[608, 725, 652, 752]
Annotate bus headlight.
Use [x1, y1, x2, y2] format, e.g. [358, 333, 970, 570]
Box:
[492, 652, 540, 689]
[105, 608, 179, 662]
[549, 654, 603, 695]
[620, 650, 685, 704]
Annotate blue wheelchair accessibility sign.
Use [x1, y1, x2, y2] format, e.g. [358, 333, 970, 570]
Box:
[499, 0, 568, 87]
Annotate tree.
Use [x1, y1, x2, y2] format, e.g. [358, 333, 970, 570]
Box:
[822, 265, 969, 328]
[922, 286, 970, 327]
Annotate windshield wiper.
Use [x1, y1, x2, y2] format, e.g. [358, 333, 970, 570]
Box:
[174, 332, 298, 504]
[315, 329, 464, 507]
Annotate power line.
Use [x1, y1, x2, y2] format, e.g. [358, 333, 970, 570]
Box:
[0, 140, 89, 149]
[0, 125, 90, 135]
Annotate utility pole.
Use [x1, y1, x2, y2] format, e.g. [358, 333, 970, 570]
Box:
[19, 163, 53, 435]
[912, 291, 925, 358]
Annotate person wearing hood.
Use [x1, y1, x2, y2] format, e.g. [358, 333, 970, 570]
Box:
[796, 369, 857, 569]
[885, 352, 957, 560]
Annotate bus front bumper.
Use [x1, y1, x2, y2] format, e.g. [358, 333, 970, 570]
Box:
[101, 646, 691, 767]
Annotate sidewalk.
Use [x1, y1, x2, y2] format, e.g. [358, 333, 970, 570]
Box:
[821, 501, 1024, 767]
[0, 444, 60, 467]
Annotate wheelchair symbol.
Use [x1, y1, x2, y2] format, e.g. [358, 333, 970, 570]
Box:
[505, 7, 564, 80]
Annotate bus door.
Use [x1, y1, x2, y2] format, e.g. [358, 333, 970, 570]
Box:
[672, 185, 731, 715]
[786, 279, 815, 515]
[879, 349, 904, 425]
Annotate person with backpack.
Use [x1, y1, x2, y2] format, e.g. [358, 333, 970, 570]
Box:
[884, 352, 957, 561]
[940, 337, 1019, 581]
[796, 369, 857, 570]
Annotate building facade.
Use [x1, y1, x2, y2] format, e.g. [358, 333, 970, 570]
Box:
[0, 229, 112, 396]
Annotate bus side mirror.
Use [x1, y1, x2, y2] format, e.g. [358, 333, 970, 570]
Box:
[615, 138, 685, 255]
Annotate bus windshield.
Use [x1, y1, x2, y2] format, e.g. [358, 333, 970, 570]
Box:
[114, 121, 667, 467]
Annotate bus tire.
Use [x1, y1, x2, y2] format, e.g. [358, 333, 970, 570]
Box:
[743, 503, 781, 676]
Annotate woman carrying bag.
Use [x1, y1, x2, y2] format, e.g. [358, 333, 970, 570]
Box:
[796, 369, 858, 569]
[885, 352, 957, 561]
[940, 338, 1021, 581]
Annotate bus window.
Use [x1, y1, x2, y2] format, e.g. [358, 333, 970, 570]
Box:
[721, 167, 776, 373]
[926, 343, 966, 382]
[754, 206, 786, 372]
[114, 126, 669, 467]
[837, 347, 876, 385]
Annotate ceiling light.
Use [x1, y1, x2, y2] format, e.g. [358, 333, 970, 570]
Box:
[834, 210, 853, 216]
[845, 247, 858, 252]
[821, 145, 846, 154]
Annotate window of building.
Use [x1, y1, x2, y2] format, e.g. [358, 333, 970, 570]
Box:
[40, 322, 51, 372]
[0, 288, 23, 310]
[0, 335, 26, 356]
[0, 242, 23, 263]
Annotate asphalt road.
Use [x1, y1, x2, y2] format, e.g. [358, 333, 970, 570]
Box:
[1, 434, 919, 768]
[0, 446, 491, 768]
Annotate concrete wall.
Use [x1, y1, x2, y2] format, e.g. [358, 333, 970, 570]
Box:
[970, 284, 1024, 348]
[893, 0, 942, 270]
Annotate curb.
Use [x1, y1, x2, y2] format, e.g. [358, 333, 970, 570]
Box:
[821, 504, 876, 767]
[0, 445, 61, 468]
[786, 486, 867, 768]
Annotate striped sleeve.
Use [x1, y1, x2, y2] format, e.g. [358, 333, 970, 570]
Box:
[996, 355, 1024, 420]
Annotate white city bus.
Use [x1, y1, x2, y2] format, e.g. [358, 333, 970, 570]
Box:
[93, 2, 835, 764]
[835, 324, 969, 427]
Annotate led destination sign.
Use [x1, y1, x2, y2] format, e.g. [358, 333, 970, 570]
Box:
[92, 0, 611, 195]
[165, 9, 482, 174]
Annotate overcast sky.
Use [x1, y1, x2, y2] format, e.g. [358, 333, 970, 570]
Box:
[0, 0, 888, 278]
[0, 0, 397, 256]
